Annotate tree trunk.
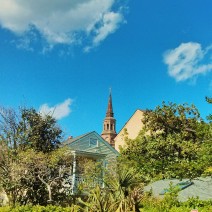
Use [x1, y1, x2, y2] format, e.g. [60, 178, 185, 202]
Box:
[47, 184, 52, 203]
[38, 175, 53, 204]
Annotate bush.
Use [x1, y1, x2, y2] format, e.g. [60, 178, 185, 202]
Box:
[182, 197, 212, 209]
[0, 205, 80, 212]
[139, 193, 212, 212]
[0, 197, 211, 212]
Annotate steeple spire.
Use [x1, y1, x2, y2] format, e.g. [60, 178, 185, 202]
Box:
[101, 89, 117, 147]
[106, 88, 114, 117]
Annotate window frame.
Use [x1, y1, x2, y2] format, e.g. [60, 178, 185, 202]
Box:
[89, 138, 98, 147]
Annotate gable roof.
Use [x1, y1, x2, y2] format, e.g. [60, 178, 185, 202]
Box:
[93, 132, 119, 155]
[63, 132, 92, 145]
[62, 131, 119, 157]
[144, 177, 212, 201]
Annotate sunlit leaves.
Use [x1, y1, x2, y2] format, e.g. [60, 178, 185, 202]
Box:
[121, 102, 211, 181]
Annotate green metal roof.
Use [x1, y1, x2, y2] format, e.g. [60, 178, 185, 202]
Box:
[144, 177, 212, 201]
[70, 150, 107, 159]
[62, 132, 93, 145]
[62, 131, 119, 161]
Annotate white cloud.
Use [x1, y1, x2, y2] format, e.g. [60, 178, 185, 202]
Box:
[163, 42, 212, 81]
[39, 98, 73, 120]
[93, 12, 123, 45]
[0, 0, 126, 50]
[84, 11, 124, 52]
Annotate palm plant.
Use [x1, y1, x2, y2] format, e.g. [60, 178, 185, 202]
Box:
[78, 186, 116, 212]
[79, 165, 144, 212]
[108, 166, 144, 212]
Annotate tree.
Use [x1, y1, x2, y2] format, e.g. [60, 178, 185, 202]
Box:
[19, 108, 62, 153]
[0, 107, 21, 150]
[0, 107, 64, 206]
[206, 96, 212, 122]
[200, 97, 212, 176]
[0, 107, 62, 153]
[0, 147, 34, 206]
[206, 96, 212, 103]
[142, 102, 201, 139]
[17, 147, 73, 205]
[121, 102, 209, 180]
[0, 107, 24, 205]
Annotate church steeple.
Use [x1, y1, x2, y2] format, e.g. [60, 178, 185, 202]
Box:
[106, 89, 114, 117]
[101, 89, 117, 147]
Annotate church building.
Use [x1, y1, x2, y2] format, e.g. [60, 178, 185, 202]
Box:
[101, 91, 117, 147]
[101, 91, 145, 152]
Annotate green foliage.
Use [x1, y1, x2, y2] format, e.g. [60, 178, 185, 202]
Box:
[0, 107, 66, 206]
[79, 166, 144, 212]
[19, 108, 62, 153]
[183, 197, 212, 209]
[206, 97, 212, 104]
[0, 107, 20, 150]
[1, 196, 211, 212]
[0, 102, 211, 209]
[0, 147, 32, 206]
[0, 148, 72, 205]
[0, 205, 80, 212]
[15, 147, 74, 205]
[78, 186, 116, 212]
[0, 107, 62, 153]
[140, 193, 212, 212]
[162, 183, 180, 208]
[75, 157, 104, 195]
[198, 97, 212, 176]
[121, 102, 211, 180]
[206, 96, 212, 122]
[142, 102, 200, 137]
[109, 166, 143, 212]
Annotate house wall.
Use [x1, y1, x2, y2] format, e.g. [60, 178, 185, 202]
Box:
[114, 110, 145, 152]
[68, 132, 119, 162]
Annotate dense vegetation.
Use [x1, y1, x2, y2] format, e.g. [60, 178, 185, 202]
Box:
[121, 101, 212, 181]
[0, 108, 67, 206]
[0, 193, 212, 211]
[0, 98, 211, 211]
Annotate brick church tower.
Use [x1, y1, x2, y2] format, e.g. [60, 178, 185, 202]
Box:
[101, 90, 117, 147]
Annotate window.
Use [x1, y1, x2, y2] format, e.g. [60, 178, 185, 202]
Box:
[107, 124, 109, 130]
[89, 138, 98, 147]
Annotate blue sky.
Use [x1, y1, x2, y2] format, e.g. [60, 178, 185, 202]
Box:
[0, 0, 211, 138]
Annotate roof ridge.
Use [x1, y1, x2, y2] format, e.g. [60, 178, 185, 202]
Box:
[63, 131, 94, 145]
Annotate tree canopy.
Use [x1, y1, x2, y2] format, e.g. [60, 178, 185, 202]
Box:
[206, 96, 212, 122]
[19, 108, 62, 153]
[0, 107, 64, 205]
[121, 102, 211, 181]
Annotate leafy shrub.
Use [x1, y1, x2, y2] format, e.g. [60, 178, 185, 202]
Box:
[0, 197, 211, 212]
[0, 205, 80, 212]
[182, 197, 212, 209]
[140, 193, 212, 212]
